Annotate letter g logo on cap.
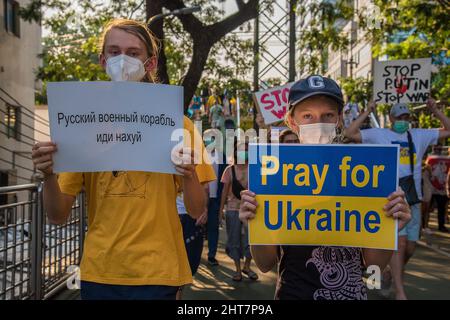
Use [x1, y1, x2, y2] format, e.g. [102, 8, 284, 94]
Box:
[308, 76, 325, 89]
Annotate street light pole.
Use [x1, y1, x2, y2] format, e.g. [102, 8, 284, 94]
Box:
[147, 6, 201, 27]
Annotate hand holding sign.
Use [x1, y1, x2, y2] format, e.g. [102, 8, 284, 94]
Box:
[426, 97, 438, 113]
[239, 190, 257, 225]
[32, 141, 57, 178]
[383, 189, 411, 230]
[366, 100, 376, 113]
[171, 146, 198, 178]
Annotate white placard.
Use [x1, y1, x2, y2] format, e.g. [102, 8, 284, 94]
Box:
[253, 82, 294, 125]
[374, 58, 431, 104]
[47, 81, 184, 174]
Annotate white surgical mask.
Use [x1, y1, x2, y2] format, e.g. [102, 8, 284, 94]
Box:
[106, 54, 147, 82]
[296, 122, 337, 144]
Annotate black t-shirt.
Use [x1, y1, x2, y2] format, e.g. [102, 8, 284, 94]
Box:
[275, 246, 367, 300]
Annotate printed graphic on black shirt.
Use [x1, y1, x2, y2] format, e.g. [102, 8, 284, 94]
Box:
[306, 247, 367, 300]
[276, 246, 367, 300]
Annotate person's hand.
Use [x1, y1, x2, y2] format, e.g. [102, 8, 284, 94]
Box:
[366, 100, 376, 113]
[32, 141, 57, 178]
[219, 209, 225, 227]
[171, 146, 197, 178]
[426, 98, 438, 113]
[256, 113, 267, 129]
[239, 190, 258, 226]
[195, 209, 208, 226]
[383, 189, 411, 230]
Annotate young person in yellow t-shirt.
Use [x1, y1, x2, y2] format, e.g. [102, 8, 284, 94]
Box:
[31, 19, 215, 300]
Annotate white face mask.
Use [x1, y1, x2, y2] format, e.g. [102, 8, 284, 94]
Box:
[296, 122, 337, 144]
[106, 54, 147, 82]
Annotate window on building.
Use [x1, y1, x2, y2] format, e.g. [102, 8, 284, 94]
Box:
[4, 104, 21, 141]
[4, 0, 20, 37]
[0, 171, 8, 205]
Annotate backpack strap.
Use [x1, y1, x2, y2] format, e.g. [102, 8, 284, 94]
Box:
[406, 131, 415, 174]
[231, 166, 245, 200]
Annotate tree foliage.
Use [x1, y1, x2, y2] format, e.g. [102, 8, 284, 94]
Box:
[29, 0, 257, 108]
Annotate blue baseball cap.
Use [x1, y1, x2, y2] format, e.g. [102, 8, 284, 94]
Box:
[288, 75, 344, 112]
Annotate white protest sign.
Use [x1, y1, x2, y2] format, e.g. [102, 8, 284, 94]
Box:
[47, 81, 183, 174]
[253, 82, 294, 125]
[374, 58, 431, 104]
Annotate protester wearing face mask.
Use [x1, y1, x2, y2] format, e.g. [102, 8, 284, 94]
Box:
[219, 140, 259, 282]
[239, 75, 411, 300]
[31, 19, 216, 300]
[344, 99, 450, 300]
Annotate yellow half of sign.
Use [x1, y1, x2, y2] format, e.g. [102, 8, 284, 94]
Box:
[249, 195, 397, 250]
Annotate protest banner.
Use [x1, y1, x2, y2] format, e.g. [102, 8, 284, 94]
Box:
[426, 155, 450, 193]
[248, 144, 399, 250]
[374, 58, 431, 104]
[47, 81, 184, 174]
[253, 82, 294, 125]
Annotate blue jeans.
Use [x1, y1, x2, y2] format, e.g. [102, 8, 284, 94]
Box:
[179, 214, 204, 275]
[80, 281, 178, 300]
[207, 197, 220, 259]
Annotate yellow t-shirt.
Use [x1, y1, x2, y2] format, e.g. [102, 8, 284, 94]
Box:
[57, 117, 215, 286]
[206, 95, 222, 108]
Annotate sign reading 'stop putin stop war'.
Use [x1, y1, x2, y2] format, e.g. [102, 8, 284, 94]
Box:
[374, 58, 431, 104]
[248, 144, 400, 250]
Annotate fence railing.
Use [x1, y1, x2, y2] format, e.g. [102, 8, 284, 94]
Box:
[0, 183, 86, 300]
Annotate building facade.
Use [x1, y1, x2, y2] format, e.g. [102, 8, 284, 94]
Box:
[325, 0, 374, 82]
[0, 0, 42, 192]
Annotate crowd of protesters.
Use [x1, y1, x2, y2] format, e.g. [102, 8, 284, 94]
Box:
[31, 18, 449, 301]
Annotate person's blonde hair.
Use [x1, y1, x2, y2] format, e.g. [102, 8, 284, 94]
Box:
[98, 18, 160, 83]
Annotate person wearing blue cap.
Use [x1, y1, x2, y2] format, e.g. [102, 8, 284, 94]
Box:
[344, 98, 450, 300]
[238, 75, 412, 300]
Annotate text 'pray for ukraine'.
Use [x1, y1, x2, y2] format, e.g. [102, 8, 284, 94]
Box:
[248, 144, 400, 250]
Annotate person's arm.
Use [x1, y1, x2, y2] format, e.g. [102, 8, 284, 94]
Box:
[344, 101, 376, 143]
[427, 98, 450, 139]
[250, 245, 279, 273]
[173, 147, 205, 219]
[446, 171, 450, 197]
[240, 189, 279, 273]
[362, 189, 411, 271]
[362, 249, 392, 271]
[195, 183, 210, 226]
[182, 172, 205, 219]
[32, 142, 75, 225]
[219, 181, 230, 223]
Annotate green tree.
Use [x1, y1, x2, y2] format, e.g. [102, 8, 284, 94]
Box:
[30, 0, 147, 104]
[297, 0, 354, 75]
[147, 0, 262, 110]
[338, 76, 372, 104]
[357, 0, 450, 127]
[27, 0, 258, 111]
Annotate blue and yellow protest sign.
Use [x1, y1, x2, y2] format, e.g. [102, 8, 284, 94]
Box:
[248, 144, 400, 250]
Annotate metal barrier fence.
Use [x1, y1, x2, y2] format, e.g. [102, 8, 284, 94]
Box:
[0, 183, 86, 300]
